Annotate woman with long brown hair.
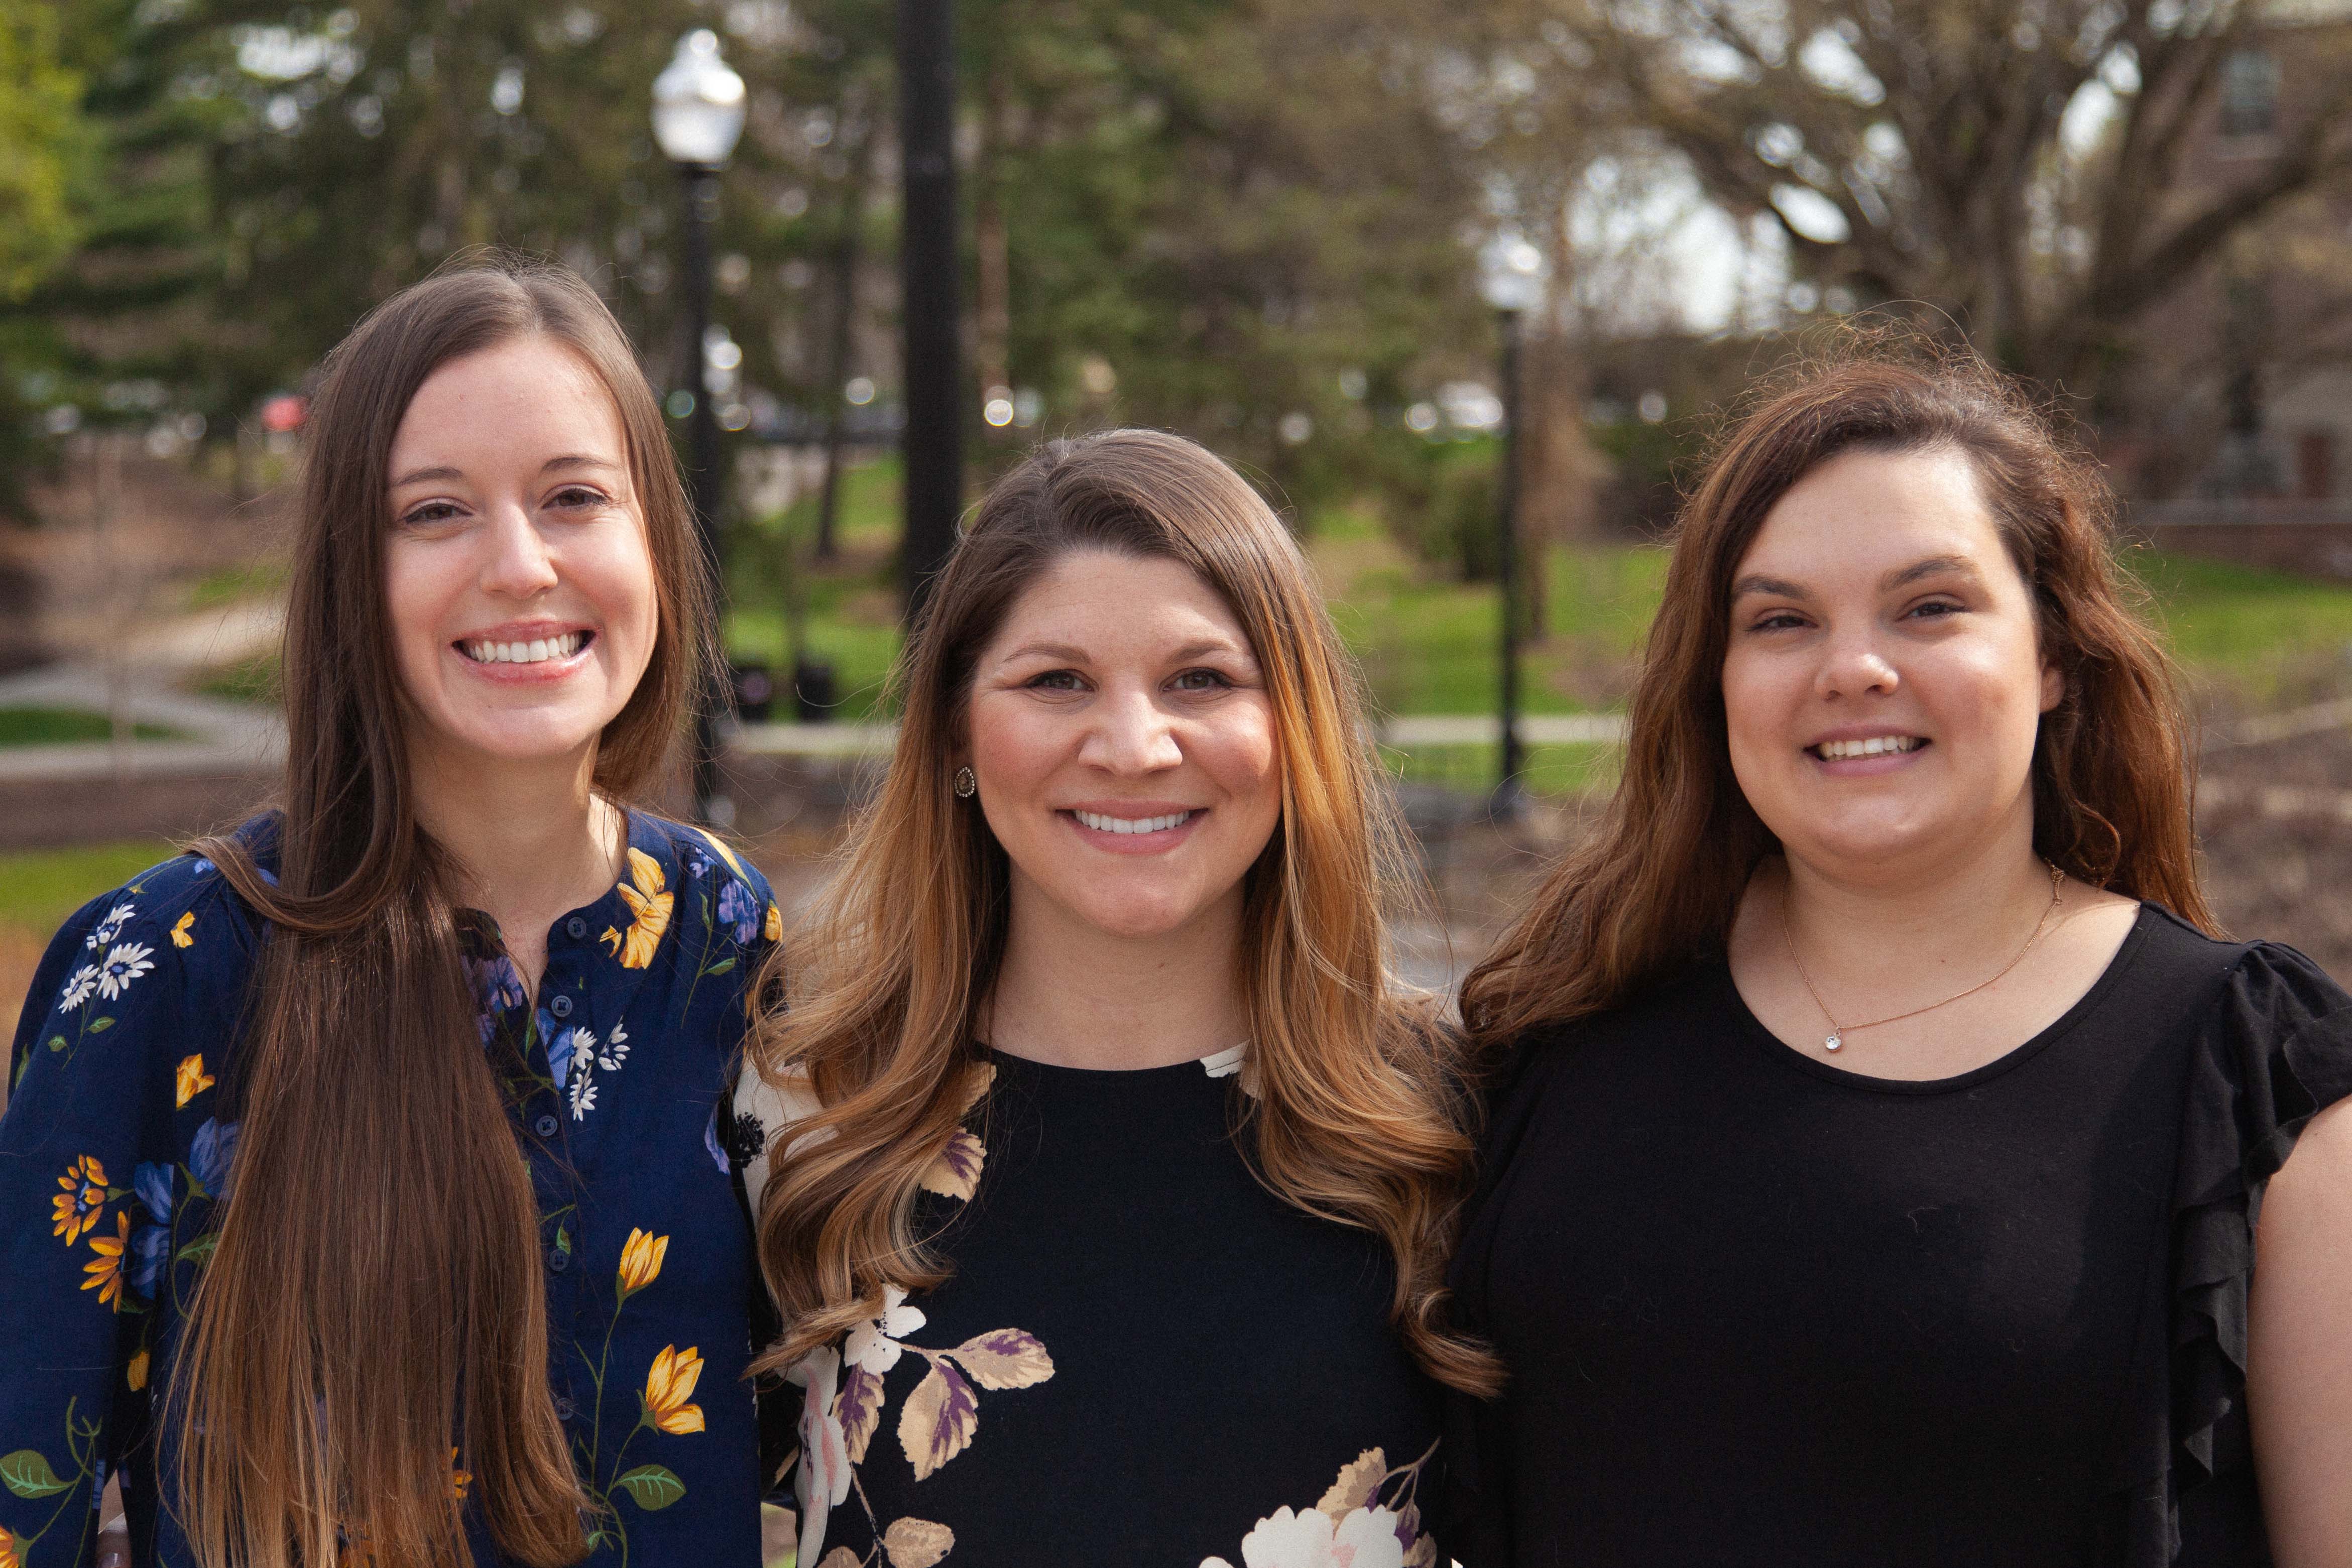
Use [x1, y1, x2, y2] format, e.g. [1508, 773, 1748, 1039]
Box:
[0, 259, 779, 1567]
[733, 429, 1493, 1566]
[1444, 343, 2352, 1566]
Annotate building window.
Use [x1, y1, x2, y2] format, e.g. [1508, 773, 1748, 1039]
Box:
[2219, 50, 2279, 140]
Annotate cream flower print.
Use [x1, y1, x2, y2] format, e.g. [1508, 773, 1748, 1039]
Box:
[58, 963, 101, 1012]
[789, 1346, 854, 1568]
[96, 941, 156, 1001]
[1201, 1444, 1439, 1568]
[566, 1019, 632, 1120]
[846, 1284, 926, 1376]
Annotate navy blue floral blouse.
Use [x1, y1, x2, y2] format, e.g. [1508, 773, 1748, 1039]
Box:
[0, 810, 779, 1568]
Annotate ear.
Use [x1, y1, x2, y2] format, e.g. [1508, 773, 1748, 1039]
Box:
[2038, 656, 2064, 714]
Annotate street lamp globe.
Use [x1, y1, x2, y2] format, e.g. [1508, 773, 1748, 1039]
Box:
[1478, 229, 1549, 315]
[651, 29, 746, 168]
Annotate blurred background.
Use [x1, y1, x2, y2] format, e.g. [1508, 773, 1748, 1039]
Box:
[11, 0, 2352, 1035]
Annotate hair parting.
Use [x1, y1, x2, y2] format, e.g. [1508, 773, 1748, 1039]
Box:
[172, 255, 715, 1568]
[745, 429, 1501, 1397]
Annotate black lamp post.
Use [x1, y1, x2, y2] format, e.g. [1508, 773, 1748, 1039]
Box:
[653, 28, 747, 824]
[897, 0, 963, 622]
[1478, 229, 1549, 820]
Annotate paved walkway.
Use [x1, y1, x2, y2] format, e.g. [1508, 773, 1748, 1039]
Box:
[0, 664, 285, 783]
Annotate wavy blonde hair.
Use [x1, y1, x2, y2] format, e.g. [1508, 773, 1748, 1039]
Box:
[747, 429, 1498, 1395]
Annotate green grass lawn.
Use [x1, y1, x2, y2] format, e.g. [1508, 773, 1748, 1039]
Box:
[0, 707, 179, 747]
[2120, 549, 2352, 700]
[0, 839, 183, 935]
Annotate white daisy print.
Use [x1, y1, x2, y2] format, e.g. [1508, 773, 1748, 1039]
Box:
[96, 942, 156, 1001]
[59, 964, 101, 1011]
[598, 1018, 630, 1072]
[85, 903, 137, 951]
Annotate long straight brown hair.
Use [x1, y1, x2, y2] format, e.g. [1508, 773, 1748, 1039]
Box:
[174, 258, 715, 1568]
[746, 429, 1500, 1396]
[1462, 337, 2215, 1048]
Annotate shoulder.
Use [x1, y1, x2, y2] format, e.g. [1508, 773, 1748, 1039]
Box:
[633, 814, 780, 930]
[9, 826, 269, 1104]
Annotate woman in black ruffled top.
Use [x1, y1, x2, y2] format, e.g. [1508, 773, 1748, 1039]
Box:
[1446, 345, 2352, 1567]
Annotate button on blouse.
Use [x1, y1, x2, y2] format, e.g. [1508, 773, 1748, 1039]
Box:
[1, 810, 782, 1568]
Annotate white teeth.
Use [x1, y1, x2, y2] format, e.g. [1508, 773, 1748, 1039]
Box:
[1817, 736, 1921, 759]
[465, 633, 583, 665]
[1074, 809, 1193, 835]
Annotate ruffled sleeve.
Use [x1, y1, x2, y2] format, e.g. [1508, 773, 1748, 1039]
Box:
[2110, 940, 2352, 1565]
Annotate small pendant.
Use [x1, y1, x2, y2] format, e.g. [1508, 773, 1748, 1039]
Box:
[1824, 1032, 1842, 1052]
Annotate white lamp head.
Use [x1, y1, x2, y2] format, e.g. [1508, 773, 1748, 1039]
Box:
[652, 29, 747, 168]
[1478, 229, 1549, 314]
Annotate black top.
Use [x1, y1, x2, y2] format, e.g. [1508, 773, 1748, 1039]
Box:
[752, 1046, 1444, 1567]
[1444, 905, 2352, 1568]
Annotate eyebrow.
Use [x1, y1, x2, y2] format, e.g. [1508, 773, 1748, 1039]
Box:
[1730, 554, 1985, 601]
[389, 453, 622, 489]
[997, 637, 1254, 665]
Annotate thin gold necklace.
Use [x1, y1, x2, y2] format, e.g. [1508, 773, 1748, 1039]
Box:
[1782, 862, 2065, 1052]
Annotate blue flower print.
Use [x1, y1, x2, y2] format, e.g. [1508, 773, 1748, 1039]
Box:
[190, 1117, 241, 1203]
[129, 1220, 170, 1298]
[717, 878, 761, 946]
[133, 1161, 174, 1222]
[704, 1109, 731, 1175]
[684, 845, 714, 880]
[467, 954, 527, 1044]
[547, 1024, 579, 1092]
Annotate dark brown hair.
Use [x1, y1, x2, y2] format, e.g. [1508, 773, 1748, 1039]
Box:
[1462, 335, 2215, 1047]
[175, 257, 715, 1568]
[747, 429, 1500, 1396]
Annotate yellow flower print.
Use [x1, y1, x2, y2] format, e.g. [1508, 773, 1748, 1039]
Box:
[170, 911, 196, 948]
[617, 1227, 669, 1299]
[642, 1344, 705, 1435]
[83, 1210, 130, 1309]
[600, 848, 672, 969]
[450, 1449, 472, 1502]
[764, 901, 782, 943]
[0, 1525, 21, 1568]
[52, 1154, 107, 1243]
[128, 1348, 150, 1390]
[176, 1053, 215, 1108]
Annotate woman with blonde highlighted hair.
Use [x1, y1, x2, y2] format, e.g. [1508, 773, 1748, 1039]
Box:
[735, 429, 1493, 1565]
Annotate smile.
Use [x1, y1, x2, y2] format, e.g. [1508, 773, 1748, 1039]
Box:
[459, 631, 592, 665]
[1069, 808, 1196, 835]
[1809, 735, 1924, 760]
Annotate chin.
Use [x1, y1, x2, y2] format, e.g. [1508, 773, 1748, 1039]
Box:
[1070, 895, 1207, 942]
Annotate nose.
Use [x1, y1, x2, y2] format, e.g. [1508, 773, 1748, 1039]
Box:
[1080, 683, 1184, 775]
[478, 499, 559, 599]
[1814, 624, 1900, 701]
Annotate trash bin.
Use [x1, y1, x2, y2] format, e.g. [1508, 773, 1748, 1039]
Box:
[793, 656, 837, 722]
[729, 661, 775, 722]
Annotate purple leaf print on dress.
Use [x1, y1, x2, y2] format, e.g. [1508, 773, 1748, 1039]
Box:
[944, 1329, 1052, 1390]
[836, 1364, 886, 1464]
[896, 1359, 979, 1481]
[918, 1130, 985, 1201]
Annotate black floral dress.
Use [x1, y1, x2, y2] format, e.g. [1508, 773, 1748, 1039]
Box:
[737, 1044, 1445, 1568]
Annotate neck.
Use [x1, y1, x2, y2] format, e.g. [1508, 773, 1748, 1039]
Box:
[1778, 814, 2052, 977]
[408, 739, 623, 949]
[984, 884, 1252, 1071]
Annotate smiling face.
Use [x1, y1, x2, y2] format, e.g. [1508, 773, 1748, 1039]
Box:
[1720, 444, 2062, 881]
[966, 549, 1283, 945]
[382, 335, 659, 776]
